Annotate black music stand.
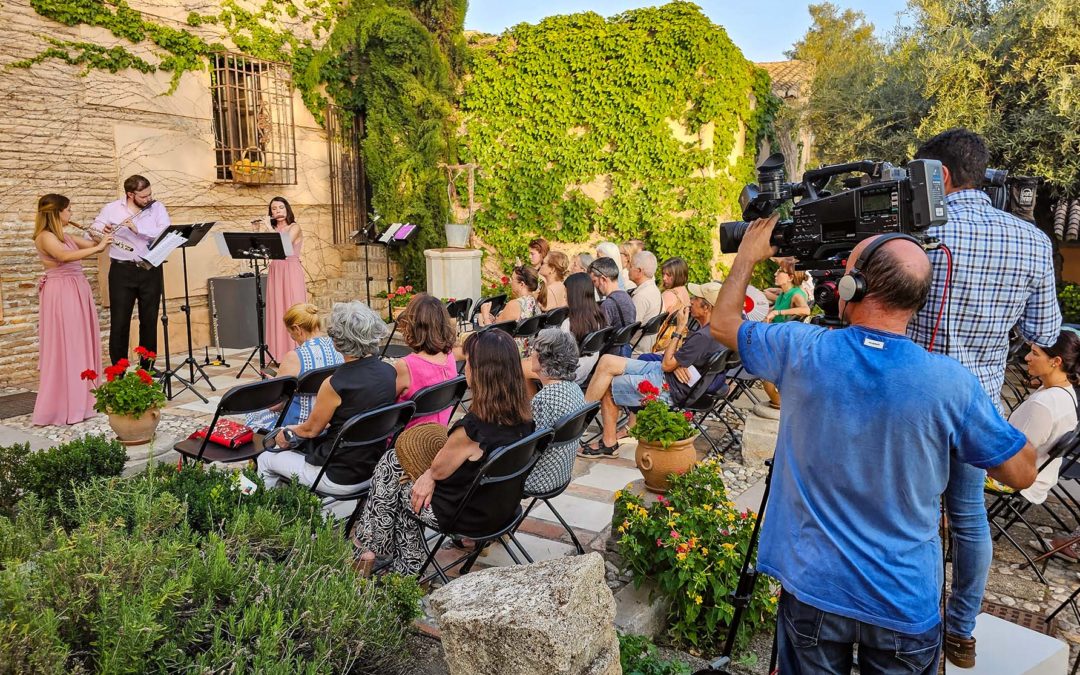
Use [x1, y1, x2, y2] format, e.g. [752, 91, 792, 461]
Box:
[220, 232, 288, 380]
[158, 223, 217, 402]
[144, 226, 199, 402]
[376, 222, 418, 322]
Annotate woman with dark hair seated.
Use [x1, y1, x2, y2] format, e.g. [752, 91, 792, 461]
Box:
[478, 265, 540, 325]
[257, 301, 397, 495]
[526, 329, 587, 493]
[563, 271, 608, 383]
[394, 293, 458, 428]
[354, 329, 535, 575]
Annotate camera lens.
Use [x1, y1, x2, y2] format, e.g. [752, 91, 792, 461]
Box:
[719, 221, 749, 254]
[758, 167, 786, 201]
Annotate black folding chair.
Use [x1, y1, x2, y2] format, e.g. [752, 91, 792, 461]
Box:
[413, 428, 555, 584]
[540, 306, 569, 328]
[445, 298, 474, 333]
[409, 375, 468, 422]
[310, 401, 416, 537]
[631, 311, 669, 353]
[174, 376, 297, 464]
[296, 363, 340, 397]
[584, 322, 640, 386]
[511, 402, 600, 559]
[576, 327, 613, 390]
[674, 350, 736, 458]
[469, 294, 508, 329]
[514, 314, 544, 341]
[481, 319, 517, 336]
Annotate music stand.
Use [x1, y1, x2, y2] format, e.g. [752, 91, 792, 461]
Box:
[219, 232, 288, 379]
[157, 223, 217, 402]
[141, 226, 197, 402]
[376, 223, 418, 322]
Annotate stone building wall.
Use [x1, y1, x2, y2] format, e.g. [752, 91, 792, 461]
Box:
[0, 0, 388, 386]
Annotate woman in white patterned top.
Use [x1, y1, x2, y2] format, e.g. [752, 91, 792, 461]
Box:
[525, 328, 588, 493]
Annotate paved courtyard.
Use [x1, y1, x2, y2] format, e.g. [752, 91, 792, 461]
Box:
[2, 347, 1079, 669]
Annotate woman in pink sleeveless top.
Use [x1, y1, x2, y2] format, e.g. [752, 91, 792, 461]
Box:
[32, 194, 112, 425]
[263, 196, 306, 365]
[394, 294, 458, 428]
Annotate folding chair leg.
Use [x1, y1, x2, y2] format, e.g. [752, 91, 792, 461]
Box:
[991, 519, 1050, 585]
[509, 533, 534, 563]
[544, 498, 585, 554]
[498, 536, 524, 565]
[418, 533, 450, 585]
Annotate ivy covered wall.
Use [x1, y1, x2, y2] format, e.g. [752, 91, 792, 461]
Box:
[459, 2, 778, 282]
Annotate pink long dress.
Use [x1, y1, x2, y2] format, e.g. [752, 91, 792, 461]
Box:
[32, 235, 101, 425]
[265, 223, 306, 363]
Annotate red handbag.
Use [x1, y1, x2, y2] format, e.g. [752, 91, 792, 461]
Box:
[189, 419, 254, 449]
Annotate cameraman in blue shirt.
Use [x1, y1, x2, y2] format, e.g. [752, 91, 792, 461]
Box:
[709, 215, 1037, 674]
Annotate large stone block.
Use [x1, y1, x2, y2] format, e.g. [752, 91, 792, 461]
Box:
[741, 411, 779, 466]
[428, 552, 621, 675]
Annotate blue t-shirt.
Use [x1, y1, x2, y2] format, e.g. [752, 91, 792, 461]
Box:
[737, 320, 1026, 634]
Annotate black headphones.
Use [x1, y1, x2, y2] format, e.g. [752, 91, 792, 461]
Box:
[837, 233, 922, 303]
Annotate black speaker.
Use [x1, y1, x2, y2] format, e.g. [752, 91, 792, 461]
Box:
[208, 275, 266, 349]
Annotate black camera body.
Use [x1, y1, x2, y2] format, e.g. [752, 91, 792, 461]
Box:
[720, 153, 948, 261]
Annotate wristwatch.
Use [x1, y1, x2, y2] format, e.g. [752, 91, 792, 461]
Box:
[671, 332, 685, 340]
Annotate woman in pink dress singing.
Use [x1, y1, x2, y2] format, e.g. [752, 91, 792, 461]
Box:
[32, 194, 112, 425]
[263, 196, 306, 365]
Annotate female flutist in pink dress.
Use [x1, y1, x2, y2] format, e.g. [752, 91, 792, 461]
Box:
[263, 197, 306, 365]
[32, 194, 113, 425]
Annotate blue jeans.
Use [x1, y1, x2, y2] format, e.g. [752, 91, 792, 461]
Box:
[944, 457, 991, 638]
[777, 592, 941, 674]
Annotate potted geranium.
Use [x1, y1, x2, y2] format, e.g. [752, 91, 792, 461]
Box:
[628, 380, 699, 493]
[376, 285, 415, 321]
[82, 346, 167, 445]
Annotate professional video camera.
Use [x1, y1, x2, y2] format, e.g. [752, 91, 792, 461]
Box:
[719, 153, 947, 325]
[983, 168, 1040, 224]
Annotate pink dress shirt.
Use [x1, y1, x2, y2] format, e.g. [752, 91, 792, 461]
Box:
[92, 198, 171, 262]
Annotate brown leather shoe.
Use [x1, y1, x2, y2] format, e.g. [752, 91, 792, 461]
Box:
[945, 632, 976, 668]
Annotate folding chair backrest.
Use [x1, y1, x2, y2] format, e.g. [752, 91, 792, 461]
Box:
[681, 350, 732, 409]
[219, 376, 298, 416]
[483, 319, 517, 336]
[543, 306, 570, 328]
[446, 428, 554, 532]
[638, 311, 669, 338]
[514, 314, 544, 339]
[606, 321, 641, 350]
[578, 327, 613, 357]
[445, 298, 473, 321]
[410, 375, 468, 419]
[311, 401, 416, 492]
[295, 364, 340, 396]
[470, 294, 508, 325]
[550, 402, 600, 444]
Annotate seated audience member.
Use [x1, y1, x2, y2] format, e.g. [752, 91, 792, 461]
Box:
[765, 259, 810, 324]
[526, 329, 588, 493]
[628, 250, 662, 353]
[479, 265, 540, 325]
[569, 252, 594, 275]
[246, 302, 344, 430]
[395, 293, 459, 428]
[618, 242, 640, 291]
[258, 301, 397, 494]
[539, 251, 569, 309]
[527, 237, 550, 268]
[580, 282, 724, 458]
[588, 257, 636, 355]
[653, 257, 691, 352]
[354, 329, 535, 575]
[595, 242, 626, 290]
[560, 271, 609, 384]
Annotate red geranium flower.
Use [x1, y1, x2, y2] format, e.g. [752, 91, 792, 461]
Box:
[637, 380, 659, 396]
[396, 286, 406, 294]
[80, 369, 97, 381]
[115, 358, 130, 369]
[136, 369, 153, 385]
[500, 275, 509, 284]
[404, 285, 413, 292]
[104, 364, 124, 382]
[134, 346, 148, 358]
[144, 351, 156, 360]
[683, 411, 694, 420]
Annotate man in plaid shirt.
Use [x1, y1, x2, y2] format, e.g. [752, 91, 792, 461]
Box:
[908, 128, 1061, 667]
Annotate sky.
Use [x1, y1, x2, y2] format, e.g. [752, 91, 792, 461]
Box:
[464, 1, 910, 63]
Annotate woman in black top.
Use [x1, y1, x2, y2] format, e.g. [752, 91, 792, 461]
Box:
[355, 329, 534, 575]
[258, 301, 397, 493]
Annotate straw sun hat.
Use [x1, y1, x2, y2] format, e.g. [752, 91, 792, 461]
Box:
[395, 423, 449, 481]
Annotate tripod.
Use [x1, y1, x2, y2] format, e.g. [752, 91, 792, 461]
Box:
[237, 252, 274, 379]
[161, 223, 216, 400]
[157, 261, 205, 402]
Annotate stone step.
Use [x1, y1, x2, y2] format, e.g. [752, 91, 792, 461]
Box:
[964, 613, 1068, 674]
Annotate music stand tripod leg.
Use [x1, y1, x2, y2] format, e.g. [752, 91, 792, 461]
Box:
[157, 264, 207, 403]
[237, 255, 275, 380]
[174, 246, 216, 392]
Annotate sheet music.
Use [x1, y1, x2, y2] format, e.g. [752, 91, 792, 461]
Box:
[378, 222, 405, 244]
[141, 231, 187, 268]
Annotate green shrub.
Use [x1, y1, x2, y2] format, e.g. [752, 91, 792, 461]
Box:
[0, 468, 423, 674]
[615, 459, 777, 652]
[1059, 283, 1080, 324]
[619, 633, 691, 675]
[0, 441, 31, 517]
[15, 434, 127, 519]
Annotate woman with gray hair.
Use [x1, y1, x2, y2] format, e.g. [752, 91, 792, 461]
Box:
[524, 328, 588, 492]
[258, 301, 398, 494]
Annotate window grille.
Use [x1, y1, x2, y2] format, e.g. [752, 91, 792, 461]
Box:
[211, 53, 297, 185]
[325, 105, 368, 245]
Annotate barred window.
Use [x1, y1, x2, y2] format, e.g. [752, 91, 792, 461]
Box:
[211, 53, 297, 185]
[326, 105, 368, 245]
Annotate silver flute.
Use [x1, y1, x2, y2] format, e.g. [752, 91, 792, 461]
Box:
[69, 221, 135, 252]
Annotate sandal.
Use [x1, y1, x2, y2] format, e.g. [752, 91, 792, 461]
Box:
[578, 440, 618, 459]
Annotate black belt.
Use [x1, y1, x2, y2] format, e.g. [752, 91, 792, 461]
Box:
[111, 259, 145, 267]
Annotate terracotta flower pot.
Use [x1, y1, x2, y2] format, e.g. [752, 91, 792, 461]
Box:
[635, 434, 699, 494]
[108, 408, 161, 446]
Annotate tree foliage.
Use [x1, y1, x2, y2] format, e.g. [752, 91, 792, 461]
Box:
[460, 2, 778, 281]
[792, 0, 1080, 194]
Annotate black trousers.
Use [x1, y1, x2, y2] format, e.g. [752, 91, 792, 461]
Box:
[108, 260, 163, 366]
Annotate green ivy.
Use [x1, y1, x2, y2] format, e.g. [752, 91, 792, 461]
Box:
[459, 2, 778, 282]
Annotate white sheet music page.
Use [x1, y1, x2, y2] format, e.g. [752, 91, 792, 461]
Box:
[142, 231, 187, 267]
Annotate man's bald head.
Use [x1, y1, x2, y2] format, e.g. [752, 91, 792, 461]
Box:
[847, 236, 933, 312]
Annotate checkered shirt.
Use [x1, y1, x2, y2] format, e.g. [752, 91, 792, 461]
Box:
[907, 189, 1060, 411]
